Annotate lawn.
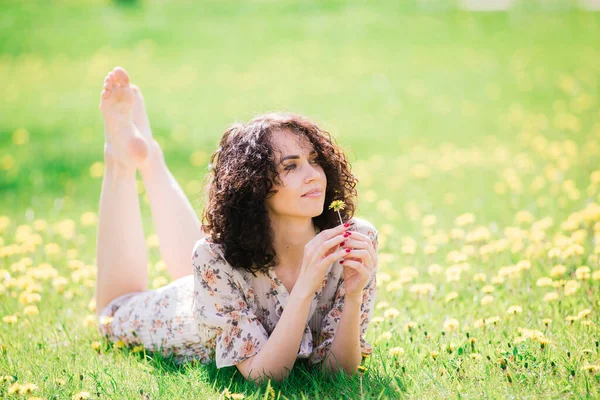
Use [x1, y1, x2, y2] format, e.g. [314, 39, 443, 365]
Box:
[1, 0, 600, 398]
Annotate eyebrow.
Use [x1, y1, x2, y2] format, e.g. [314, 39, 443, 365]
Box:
[280, 150, 318, 163]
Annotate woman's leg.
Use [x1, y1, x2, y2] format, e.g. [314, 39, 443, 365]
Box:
[96, 67, 150, 315]
[132, 86, 206, 280]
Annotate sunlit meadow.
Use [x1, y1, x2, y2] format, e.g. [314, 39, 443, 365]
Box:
[2, 0, 600, 398]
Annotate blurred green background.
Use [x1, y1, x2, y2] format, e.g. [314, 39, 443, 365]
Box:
[2, 0, 599, 232]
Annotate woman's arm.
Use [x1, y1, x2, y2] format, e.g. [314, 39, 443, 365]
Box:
[237, 289, 313, 384]
[320, 295, 363, 375]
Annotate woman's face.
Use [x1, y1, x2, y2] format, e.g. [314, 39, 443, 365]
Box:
[265, 129, 327, 220]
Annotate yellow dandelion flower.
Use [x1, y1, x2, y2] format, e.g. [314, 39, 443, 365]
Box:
[8, 383, 21, 394]
[542, 318, 552, 326]
[473, 273, 487, 282]
[329, 200, 346, 225]
[99, 316, 114, 325]
[507, 305, 523, 315]
[132, 345, 144, 353]
[404, 321, 418, 332]
[23, 305, 39, 316]
[92, 341, 101, 351]
[592, 270, 600, 280]
[445, 292, 458, 302]
[152, 276, 169, 289]
[444, 318, 460, 331]
[480, 295, 494, 305]
[536, 277, 553, 287]
[481, 285, 495, 294]
[543, 292, 559, 302]
[470, 353, 482, 360]
[372, 317, 384, 324]
[72, 391, 91, 400]
[383, 308, 400, 319]
[389, 347, 404, 357]
[581, 364, 600, 374]
[430, 350, 439, 359]
[576, 266, 591, 280]
[3, 315, 17, 324]
[17, 382, 38, 395]
[114, 340, 125, 349]
[577, 309, 591, 319]
[550, 265, 567, 277]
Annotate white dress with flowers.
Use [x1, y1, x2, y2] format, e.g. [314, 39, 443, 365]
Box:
[97, 217, 378, 369]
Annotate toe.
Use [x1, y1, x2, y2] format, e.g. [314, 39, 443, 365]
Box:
[113, 66, 130, 87]
[101, 89, 111, 99]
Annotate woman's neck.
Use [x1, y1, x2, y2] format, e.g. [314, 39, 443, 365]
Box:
[270, 217, 317, 271]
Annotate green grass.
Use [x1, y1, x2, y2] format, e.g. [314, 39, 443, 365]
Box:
[2, 0, 600, 398]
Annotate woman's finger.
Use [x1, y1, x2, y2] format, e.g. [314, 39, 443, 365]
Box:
[343, 231, 376, 252]
[341, 238, 376, 265]
[340, 259, 370, 279]
[343, 248, 374, 270]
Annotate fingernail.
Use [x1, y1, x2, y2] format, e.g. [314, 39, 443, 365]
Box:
[340, 241, 345, 246]
[344, 222, 350, 227]
[340, 260, 344, 264]
[346, 232, 352, 236]
[345, 248, 351, 253]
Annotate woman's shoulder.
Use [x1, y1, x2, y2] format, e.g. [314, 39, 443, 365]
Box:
[348, 216, 378, 242]
[192, 236, 230, 270]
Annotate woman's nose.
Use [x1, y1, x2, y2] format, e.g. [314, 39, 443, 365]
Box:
[305, 164, 322, 181]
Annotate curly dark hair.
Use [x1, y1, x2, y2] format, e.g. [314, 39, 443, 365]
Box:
[201, 111, 358, 276]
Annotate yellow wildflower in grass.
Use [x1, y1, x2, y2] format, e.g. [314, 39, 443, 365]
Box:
[470, 353, 482, 360]
[491, 276, 505, 284]
[23, 305, 39, 316]
[443, 318, 460, 331]
[375, 332, 392, 344]
[566, 315, 579, 323]
[542, 318, 552, 326]
[55, 379, 66, 386]
[592, 270, 600, 280]
[507, 305, 523, 315]
[536, 277, 553, 287]
[80, 212, 98, 226]
[92, 341, 101, 351]
[550, 265, 567, 277]
[376, 301, 390, 309]
[409, 283, 436, 296]
[581, 364, 600, 374]
[99, 316, 114, 325]
[18, 291, 41, 305]
[455, 213, 475, 227]
[383, 308, 400, 319]
[543, 292, 559, 302]
[152, 276, 169, 289]
[480, 295, 494, 305]
[114, 340, 125, 349]
[7, 383, 21, 395]
[389, 347, 405, 357]
[445, 292, 458, 302]
[2, 375, 15, 383]
[404, 321, 418, 332]
[73, 391, 91, 400]
[564, 280, 580, 296]
[372, 317, 384, 324]
[575, 266, 591, 280]
[132, 345, 144, 353]
[428, 264, 443, 275]
[17, 382, 38, 395]
[473, 273, 487, 282]
[3, 315, 17, 324]
[577, 309, 591, 319]
[481, 285, 495, 294]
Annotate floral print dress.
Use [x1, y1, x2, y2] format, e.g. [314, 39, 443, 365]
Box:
[97, 217, 378, 369]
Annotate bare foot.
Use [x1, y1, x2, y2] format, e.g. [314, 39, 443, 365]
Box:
[99, 67, 149, 169]
[130, 84, 162, 172]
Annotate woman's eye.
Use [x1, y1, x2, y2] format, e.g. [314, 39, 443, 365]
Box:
[285, 164, 296, 171]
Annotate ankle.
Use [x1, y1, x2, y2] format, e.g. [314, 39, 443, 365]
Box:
[104, 143, 137, 176]
[139, 140, 165, 177]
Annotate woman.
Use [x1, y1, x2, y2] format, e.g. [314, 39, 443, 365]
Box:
[95, 66, 379, 384]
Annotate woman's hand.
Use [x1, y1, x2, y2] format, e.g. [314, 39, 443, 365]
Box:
[339, 231, 377, 298]
[293, 223, 351, 300]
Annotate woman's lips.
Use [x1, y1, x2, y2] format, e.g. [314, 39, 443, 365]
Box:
[302, 190, 322, 198]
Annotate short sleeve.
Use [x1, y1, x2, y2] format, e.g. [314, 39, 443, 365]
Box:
[309, 218, 378, 365]
[192, 237, 269, 369]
